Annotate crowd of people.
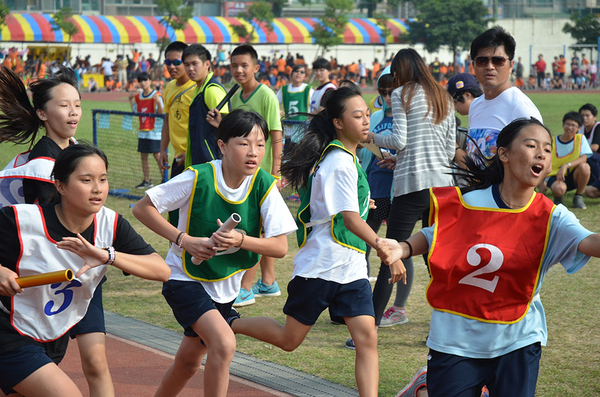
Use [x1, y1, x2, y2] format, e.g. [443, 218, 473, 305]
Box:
[0, 25, 600, 397]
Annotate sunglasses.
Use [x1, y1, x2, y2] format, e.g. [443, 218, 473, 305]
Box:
[164, 59, 183, 66]
[378, 89, 393, 97]
[474, 56, 510, 67]
[294, 70, 306, 74]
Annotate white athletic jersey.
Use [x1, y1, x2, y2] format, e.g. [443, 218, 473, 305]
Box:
[3, 205, 116, 342]
[0, 152, 55, 208]
[309, 82, 336, 113]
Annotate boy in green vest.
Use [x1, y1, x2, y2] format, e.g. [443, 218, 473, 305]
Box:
[133, 109, 297, 397]
[207, 44, 284, 307]
[276, 64, 313, 155]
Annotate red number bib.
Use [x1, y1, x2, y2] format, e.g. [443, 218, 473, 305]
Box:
[426, 187, 555, 324]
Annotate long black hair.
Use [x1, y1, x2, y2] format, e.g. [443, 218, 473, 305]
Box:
[456, 117, 551, 193]
[0, 65, 80, 147]
[281, 84, 362, 190]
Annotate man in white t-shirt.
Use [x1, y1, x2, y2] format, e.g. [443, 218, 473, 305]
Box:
[358, 59, 367, 87]
[101, 57, 114, 89]
[467, 26, 543, 160]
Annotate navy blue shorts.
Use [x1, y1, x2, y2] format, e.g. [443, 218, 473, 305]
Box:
[138, 138, 160, 153]
[283, 277, 374, 326]
[427, 342, 542, 397]
[70, 277, 106, 338]
[0, 344, 54, 394]
[162, 280, 234, 337]
[547, 171, 577, 192]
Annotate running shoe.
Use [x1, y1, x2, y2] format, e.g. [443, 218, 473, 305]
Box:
[345, 338, 355, 350]
[379, 306, 409, 327]
[573, 194, 587, 209]
[251, 278, 281, 297]
[135, 180, 153, 189]
[233, 288, 255, 307]
[396, 366, 427, 397]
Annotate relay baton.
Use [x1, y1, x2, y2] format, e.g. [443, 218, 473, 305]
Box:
[16, 269, 74, 288]
[191, 213, 242, 265]
[215, 84, 240, 111]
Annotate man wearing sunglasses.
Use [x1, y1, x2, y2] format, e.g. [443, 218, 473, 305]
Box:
[467, 26, 542, 160]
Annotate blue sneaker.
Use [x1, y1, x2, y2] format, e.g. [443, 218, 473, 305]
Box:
[233, 288, 255, 307]
[250, 278, 281, 297]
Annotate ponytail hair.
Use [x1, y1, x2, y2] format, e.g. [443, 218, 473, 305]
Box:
[281, 85, 362, 190]
[0, 65, 80, 147]
[456, 117, 551, 193]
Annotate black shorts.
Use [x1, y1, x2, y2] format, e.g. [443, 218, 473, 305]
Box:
[367, 197, 391, 221]
[427, 342, 542, 397]
[162, 280, 234, 337]
[283, 277, 374, 326]
[0, 344, 54, 395]
[70, 276, 107, 338]
[138, 138, 161, 154]
[547, 171, 577, 192]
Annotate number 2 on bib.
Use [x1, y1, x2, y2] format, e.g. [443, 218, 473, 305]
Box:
[458, 243, 503, 293]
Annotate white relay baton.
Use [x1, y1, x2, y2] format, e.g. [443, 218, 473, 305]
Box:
[191, 213, 242, 265]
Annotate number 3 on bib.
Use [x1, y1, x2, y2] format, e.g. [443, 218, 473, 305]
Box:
[459, 243, 503, 293]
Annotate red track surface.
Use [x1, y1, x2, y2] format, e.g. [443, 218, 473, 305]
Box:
[61, 334, 290, 396]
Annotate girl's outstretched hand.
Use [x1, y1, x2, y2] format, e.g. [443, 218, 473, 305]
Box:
[0, 264, 22, 296]
[57, 234, 109, 278]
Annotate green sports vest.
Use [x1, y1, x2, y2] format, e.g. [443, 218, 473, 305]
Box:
[281, 84, 310, 122]
[296, 140, 370, 253]
[183, 162, 277, 281]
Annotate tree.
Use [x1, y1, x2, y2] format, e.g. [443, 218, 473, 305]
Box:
[562, 14, 600, 49]
[0, 1, 9, 31]
[156, 0, 193, 66]
[311, 0, 354, 58]
[406, 0, 489, 57]
[272, 0, 286, 18]
[231, 1, 274, 43]
[50, 7, 78, 64]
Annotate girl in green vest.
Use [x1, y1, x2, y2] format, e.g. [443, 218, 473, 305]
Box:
[132, 109, 297, 397]
[229, 86, 404, 397]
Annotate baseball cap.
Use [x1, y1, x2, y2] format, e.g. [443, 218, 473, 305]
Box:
[447, 73, 480, 98]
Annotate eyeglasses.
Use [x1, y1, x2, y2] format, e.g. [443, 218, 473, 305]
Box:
[563, 122, 580, 129]
[474, 56, 510, 67]
[452, 94, 463, 103]
[164, 59, 183, 66]
[294, 70, 306, 74]
[378, 89, 393, 97]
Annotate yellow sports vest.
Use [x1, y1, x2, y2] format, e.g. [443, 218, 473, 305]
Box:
[549, 134, 582, 177]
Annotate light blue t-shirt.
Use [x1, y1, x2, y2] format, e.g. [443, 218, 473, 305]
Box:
[421, 185, 593, 359]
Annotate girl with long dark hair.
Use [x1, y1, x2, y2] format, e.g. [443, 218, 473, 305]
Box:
[229, 86, 402, 397]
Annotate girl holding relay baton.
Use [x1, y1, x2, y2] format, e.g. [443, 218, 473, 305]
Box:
[132, 109, 297, 397]
[0, 144, 170, 397]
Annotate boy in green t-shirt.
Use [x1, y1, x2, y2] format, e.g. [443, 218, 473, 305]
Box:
[208, 44, 283, 307]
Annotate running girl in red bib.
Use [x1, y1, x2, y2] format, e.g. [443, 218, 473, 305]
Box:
[382, 117, 600, 397]
[0, 144, 170, 397]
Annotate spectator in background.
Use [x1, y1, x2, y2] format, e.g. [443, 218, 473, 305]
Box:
[579, 103, 600, 184]
[101, 57, 114, 90]
[589, 60, 597, 87]
[534, 54, 546, 88]
[558, 54, 567, 79]
[88, 76, 99, 92]
[116, 55, 128, 91]
[552, 56, 560, 78]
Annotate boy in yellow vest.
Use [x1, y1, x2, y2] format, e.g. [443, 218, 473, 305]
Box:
[542, 112, 592, 208]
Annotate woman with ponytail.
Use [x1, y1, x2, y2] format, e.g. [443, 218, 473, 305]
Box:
[365, 49, 456, 329]
[230, 86, 403, 397]
[387, 117, 600, 396]
[0, 66, 117, 396]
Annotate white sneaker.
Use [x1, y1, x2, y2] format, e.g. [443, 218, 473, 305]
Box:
[396, 366, 427, 397]
[379, 306, 408, 327]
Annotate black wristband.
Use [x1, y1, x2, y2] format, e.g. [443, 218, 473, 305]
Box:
[401, 240, 413, 258]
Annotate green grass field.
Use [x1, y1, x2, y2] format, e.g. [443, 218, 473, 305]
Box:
[2, 91, 600, 396]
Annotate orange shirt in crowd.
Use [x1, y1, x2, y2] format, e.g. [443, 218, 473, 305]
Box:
[132, 50, 140, 63]
[439, 79, 448, 88]
[284, 65, 293, 76]
[276, 58, 286, 73]
[372, 62, 381, 78]
[348, 63, 358, 74]
[515, 77, 525, 89]
[440, 65, 448, 75]
[296, 58, 305, 65]
[38, 63, 47, 79]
